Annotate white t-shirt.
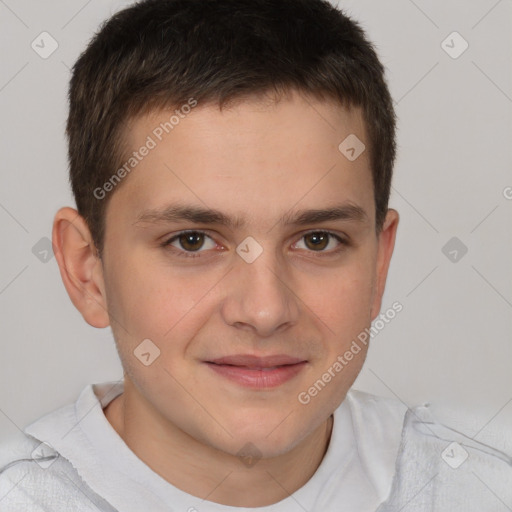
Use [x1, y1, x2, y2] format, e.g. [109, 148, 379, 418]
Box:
[0, 381, 407, 511]
[2, 382, 511, 511]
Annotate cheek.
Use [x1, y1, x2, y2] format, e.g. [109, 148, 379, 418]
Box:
[305, 258, 376, 338]
[106, 253, 199, 332]
[104, 255, 223, 380]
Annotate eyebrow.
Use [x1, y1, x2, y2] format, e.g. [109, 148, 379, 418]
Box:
[133, 202, 368, 229]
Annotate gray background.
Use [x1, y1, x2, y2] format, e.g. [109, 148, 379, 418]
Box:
[1, 0, 511, 447]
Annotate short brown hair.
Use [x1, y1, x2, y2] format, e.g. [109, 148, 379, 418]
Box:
[67, 0, 397, 258]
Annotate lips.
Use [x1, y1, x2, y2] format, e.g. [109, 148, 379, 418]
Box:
[207, 354, 306, 368]
[204, 354, 308, 389]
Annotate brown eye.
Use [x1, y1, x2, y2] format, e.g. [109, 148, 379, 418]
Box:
[178, 232, 205, 251]
[162, 231, 217, 257]
[294, 231, 347, 254]
[304, 232, 329, 251]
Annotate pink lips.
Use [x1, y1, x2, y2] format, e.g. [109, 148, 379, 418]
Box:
[205, 354, 307, 389]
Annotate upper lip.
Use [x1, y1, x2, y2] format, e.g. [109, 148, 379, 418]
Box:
[207, 354, 307, 368]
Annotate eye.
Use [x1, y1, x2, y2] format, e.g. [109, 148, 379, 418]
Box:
[161, 230, 217, 257]
[161, 229, 348, 259]
[293, 231, 347, 254]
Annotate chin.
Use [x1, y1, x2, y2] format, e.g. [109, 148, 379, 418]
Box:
[223, 416, 311, 456]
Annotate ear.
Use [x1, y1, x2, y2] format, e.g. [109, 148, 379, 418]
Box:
[52, 207, 110, 328]
[370, 209, 399, 321]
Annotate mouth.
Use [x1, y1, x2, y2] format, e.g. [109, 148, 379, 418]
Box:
[204, 354, 308, 389]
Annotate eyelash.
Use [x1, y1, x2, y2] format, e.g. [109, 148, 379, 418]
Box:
[160, 230, 349, 259]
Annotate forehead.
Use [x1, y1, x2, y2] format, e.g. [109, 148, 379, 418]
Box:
[106, 90, 374, 230]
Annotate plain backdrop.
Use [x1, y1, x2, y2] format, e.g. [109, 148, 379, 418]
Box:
[1, 0, 511, 449]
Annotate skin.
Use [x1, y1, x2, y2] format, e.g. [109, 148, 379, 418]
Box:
[52, 89, 399, 507]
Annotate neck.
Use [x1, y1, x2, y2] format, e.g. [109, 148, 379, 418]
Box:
[104, 380, 334, 507]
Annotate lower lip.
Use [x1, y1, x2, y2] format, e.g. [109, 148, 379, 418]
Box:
[205, 362, 307, 389]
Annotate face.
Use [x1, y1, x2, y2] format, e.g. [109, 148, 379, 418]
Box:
[90, 90, 397, 457]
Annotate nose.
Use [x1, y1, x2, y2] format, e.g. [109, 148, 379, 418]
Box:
[220, 244, 301, 337]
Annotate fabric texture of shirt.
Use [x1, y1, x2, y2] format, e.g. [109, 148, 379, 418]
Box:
[1, 381, 511, 511]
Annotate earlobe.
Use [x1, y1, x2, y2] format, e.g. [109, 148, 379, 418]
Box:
[370, 209, 399, 321]
[52, 207, 110, 328]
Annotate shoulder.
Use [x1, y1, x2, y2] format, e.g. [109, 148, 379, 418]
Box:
[0, 432, 59, 511]
[0, 381, 124, 511]
[0, 430, 54, 483]
[376, 402, 512, 511]
[0, 431, 114, 511]
[0, 430, 41, 467]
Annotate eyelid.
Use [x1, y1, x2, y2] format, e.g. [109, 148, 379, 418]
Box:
[161, 230, 220, 253]
[298, 228, 348, 243]
[292, 229, 348, 252]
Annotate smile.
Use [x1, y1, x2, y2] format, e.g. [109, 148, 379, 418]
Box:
[204, 361, 307, 389]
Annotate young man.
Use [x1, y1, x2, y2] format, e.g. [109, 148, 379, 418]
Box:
[1, 0, 511, 510]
